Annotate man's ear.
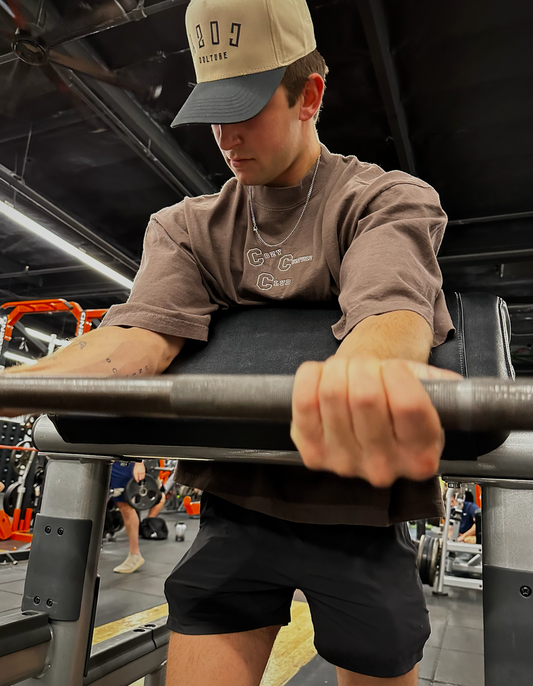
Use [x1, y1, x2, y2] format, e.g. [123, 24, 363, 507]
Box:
[299, 74, 324, 122]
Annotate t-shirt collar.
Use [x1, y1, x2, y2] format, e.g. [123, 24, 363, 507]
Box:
[248, 144, 333, 210]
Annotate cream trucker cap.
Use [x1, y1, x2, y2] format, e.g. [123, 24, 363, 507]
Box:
[171, 0, 316, 126]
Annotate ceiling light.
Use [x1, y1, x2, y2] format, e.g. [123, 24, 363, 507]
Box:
[0, 201, 134, 290]
[25, 327, 69, 347]
[4, 351, 38, 365]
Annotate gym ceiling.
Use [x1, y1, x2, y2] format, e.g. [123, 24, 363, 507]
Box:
[0, 0, 532, 371]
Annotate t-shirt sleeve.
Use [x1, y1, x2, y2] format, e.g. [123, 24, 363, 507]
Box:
[332, 181, 454, 347]
[101, 214, 217, 341]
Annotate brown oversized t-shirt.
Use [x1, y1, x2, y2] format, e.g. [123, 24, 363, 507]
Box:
[102, 145, 454, 525]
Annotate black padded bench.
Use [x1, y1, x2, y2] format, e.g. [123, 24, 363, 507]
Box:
[43, 292, 513, 463]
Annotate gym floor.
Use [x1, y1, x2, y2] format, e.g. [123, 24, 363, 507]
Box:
[0, 506, 483, 686]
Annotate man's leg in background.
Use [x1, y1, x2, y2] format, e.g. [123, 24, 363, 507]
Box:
[166, 625, 281, 686]
[148, 491, 165, 518]
[113, 501, 145, 573]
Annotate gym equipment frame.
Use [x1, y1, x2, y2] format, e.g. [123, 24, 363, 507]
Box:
[431, 484, 483, 594]
[0, 424, 527, 686]
[0, 295, 528, 685]
[0, 299, 107, 367]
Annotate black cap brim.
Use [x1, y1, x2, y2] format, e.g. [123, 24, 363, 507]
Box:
[171, 66, 287, 127]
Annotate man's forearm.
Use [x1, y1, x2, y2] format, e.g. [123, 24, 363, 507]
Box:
[1, 326, 185, 377]
[336, 310, 433, 363]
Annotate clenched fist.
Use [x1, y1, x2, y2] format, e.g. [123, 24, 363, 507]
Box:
[291, 355, 460, 488]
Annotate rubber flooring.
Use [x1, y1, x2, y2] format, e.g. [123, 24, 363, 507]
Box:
[0, 508, 484, 686]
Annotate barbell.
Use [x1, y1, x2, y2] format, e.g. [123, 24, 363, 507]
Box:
[0, 375, 533, 430]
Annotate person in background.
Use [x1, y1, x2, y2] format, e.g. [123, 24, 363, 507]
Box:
[0, 482, 4, 493]
[111, 460, 165, 573]
[451, 490, 480, 544]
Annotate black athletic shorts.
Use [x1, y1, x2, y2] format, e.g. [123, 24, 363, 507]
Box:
[165, 492, 430, 679]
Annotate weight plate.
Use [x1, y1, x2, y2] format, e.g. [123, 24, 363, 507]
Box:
[417, 535, 428, 584]
[3, 482, 20, 518]
[428, 537, 441, 586]
[104, 502, 124, 535]
[125, 474, 161, 511]
[31, 468, 45, 508]
[109, 509, 124, 534]
[417, 535, 441, 586]
[33, 468, 44, 488]
[9, 442, 34, 475]
[10, 450, 31, 476]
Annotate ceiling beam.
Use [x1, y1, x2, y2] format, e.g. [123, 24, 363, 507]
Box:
[356, 0, 417, 175]
[56, 67, 214, 198]
[0, 162, 140, 273]
[49, 0, 191, 47]
[43, 0, 214, 198]
[0, 266, 88, 281]
[0, 254, 26, 273]
[2, 0, 213, 197]
[508, 304, 533, 313]
[34, 284, 129, 299]
[439, 248, 533, 267]
[447, 210, 533, 227]
[0, 0, 191, 61]
[0, 111, 89, 146]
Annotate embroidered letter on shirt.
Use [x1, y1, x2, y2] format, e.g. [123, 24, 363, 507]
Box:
[247, 248, 264, 266]
[247, 248, 286, 267]
[257, 274, 292, 291]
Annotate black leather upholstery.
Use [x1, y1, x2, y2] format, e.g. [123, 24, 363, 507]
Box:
[429, 292, 513, 380]
[52, 293, 513, 461]
[429, 293, 513, 458]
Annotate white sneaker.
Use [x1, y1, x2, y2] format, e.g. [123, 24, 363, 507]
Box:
[113, 553, 145, 574]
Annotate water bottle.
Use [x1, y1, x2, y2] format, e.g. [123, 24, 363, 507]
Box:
[175, 522, 187, 542]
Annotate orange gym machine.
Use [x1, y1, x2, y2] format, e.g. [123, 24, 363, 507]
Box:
[0, 445, 38, 543]
[183, 496, 201, 516]
[0, 299, 107, 549]
[0, 299, 107, 365]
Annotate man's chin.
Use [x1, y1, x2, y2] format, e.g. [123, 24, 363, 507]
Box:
[233, 171, 266, 186]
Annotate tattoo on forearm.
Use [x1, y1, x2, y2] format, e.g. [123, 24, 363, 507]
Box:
[106, 362, 150, 377]
[124, 365, 150, 378]
[71, 341, 87, 351]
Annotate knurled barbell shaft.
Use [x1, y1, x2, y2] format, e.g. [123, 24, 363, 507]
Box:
[0, 375, 532, 431]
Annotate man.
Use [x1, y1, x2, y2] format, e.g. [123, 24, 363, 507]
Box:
[110, 460, 165, 573]
[451, 490, 481, 544]
[1, 0, 459, 683]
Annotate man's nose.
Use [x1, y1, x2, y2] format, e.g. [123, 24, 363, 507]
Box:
[216, 124, 243, 151]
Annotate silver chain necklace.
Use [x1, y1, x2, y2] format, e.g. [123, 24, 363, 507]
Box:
[248, 154, 321, 249]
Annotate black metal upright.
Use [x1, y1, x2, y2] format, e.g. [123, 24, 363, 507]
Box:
[19, 457, 111, 686]
[482, 483, 533, 686]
